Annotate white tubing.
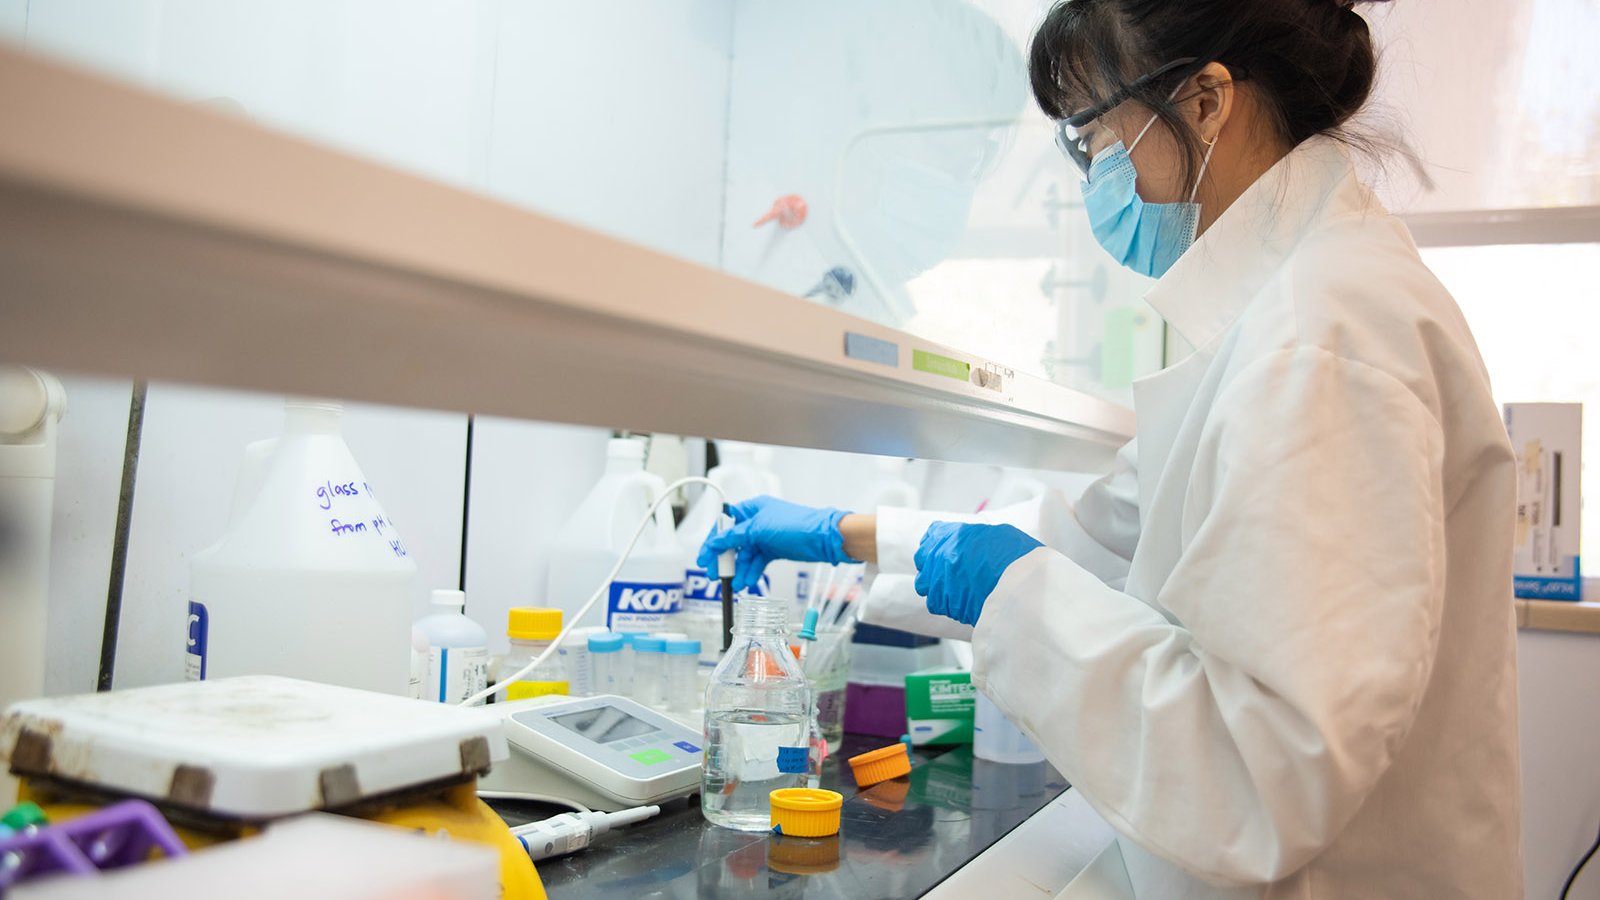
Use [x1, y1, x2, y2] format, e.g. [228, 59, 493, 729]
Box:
[460, 476, 727, 707]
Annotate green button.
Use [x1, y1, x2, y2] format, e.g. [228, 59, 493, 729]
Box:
[629, 748, 672, 766]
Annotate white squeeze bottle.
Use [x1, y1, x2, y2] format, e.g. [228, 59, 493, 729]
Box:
[414, 589, 489, 704]
[676, 442, 773, 669]
[546, 439, 683, 633]
[188, 399, 417, 694]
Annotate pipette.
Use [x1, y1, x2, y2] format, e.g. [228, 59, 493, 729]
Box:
[512, 805, 660, 863]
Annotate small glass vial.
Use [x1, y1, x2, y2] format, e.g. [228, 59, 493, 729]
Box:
[588, 632, 626, 696]
[665, 638, 702, 712]
[501, 607, 568, 700]
[702, 594, 811, 832]
[631, 635, 668, 709]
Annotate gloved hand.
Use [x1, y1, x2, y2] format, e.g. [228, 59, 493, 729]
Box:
[914, 522, 1044, 626]
[697, 496, 859, 593]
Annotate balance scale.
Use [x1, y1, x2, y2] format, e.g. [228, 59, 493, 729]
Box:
[477, 694, 704, 812]
[0, 676, 544, 899]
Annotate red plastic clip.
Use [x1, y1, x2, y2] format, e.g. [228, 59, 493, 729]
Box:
[754, 194, 808, 229]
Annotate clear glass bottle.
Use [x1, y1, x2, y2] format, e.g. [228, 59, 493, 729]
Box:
[701, 594, 811, 832]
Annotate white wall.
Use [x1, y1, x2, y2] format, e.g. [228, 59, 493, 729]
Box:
[1518, 629, 1600, 900]
[462, 419, 610, 657]
[486, 0, 734, 268]
[1366, 0, 1599, 212]
[42, 375, 132, 694]
[0, 0, 24, 37]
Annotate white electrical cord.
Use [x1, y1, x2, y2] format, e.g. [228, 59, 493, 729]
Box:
[460, 475, 728, 708]
[476, 790, 592, 813]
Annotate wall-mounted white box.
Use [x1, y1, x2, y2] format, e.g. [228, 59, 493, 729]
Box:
[1506, 403, 1582, 600]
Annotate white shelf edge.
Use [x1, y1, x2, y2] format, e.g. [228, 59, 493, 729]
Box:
[0, 43, 1134, 471]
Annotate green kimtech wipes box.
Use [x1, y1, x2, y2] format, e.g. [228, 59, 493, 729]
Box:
[905, 668, 975, 745]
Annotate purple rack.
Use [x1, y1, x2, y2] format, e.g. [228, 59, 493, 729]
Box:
[0, 799, 187, 890]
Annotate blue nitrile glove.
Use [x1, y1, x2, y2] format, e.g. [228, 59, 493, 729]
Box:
[913, 522, 1044, 626]
[697, 496, 858, 593]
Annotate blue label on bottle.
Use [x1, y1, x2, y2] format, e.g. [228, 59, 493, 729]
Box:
[682, 567, 766, 604]
[186, 600, 208, 681]
[608, 580, 684, 632]
[777, 745, 809, 774]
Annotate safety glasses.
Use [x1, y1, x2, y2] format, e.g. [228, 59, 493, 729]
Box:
[1052, 56, 1206, 180]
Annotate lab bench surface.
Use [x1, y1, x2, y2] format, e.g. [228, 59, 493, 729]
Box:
[488, 733, 1069, 899]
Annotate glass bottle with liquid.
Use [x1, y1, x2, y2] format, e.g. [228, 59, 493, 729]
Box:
[500, 607, 569, 700]
[701, 594, 811, 831]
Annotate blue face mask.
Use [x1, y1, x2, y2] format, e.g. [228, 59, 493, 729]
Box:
[1080, 113, 1215, 279]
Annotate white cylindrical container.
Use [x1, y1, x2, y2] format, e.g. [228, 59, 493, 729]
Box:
[559, 626, 608, 698]
[630, 635, 667, 709]
[973, 691, 1045, 764]
[665, 639, 702, 712]
[189, 399, 418, 694]
[547, 439, 684, 633]
[588, 632, 625, 696]
[501, 607, 569, 700]
[414, 589, 489, 705]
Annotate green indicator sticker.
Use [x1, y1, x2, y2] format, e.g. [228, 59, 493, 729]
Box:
[629, 748, 672, 766]
[912, 349, 971, 382]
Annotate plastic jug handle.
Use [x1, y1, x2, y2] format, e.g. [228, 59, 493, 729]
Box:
[607, 472, 666, 550]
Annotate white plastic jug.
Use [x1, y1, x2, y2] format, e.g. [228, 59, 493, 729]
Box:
[188, 399, 418, 695]
[546, 438, 683, 632]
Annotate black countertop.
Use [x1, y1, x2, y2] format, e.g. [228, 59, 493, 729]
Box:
[490, 733, 1069, 899]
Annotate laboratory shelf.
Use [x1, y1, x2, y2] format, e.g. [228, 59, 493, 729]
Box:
[489, 734, 1070, 898]
[0, 44, 1133, 471]
[1516, 599, 1600, 636]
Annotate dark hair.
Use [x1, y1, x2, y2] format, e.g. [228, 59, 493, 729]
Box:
[1029, 0, 1393, 187]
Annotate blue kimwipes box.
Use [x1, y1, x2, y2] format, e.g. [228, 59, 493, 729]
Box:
[1506, 403, 1582, 600]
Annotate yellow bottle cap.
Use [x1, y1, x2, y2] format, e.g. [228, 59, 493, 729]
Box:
[507, 607, 563, 640]
[847, 743, 911, 787]
[769, 788, 843, 838]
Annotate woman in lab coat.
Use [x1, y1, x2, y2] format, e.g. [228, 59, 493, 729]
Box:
[701, 0, 1521, 897]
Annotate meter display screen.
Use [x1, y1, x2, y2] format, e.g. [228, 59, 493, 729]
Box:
[549, 706, 656, 745]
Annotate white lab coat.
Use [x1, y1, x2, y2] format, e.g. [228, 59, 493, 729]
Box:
[864, 137, 1522, 898]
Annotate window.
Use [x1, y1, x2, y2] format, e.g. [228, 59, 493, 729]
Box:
[1420, 242, 1600, 571]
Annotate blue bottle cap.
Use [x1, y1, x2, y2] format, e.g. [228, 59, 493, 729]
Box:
[665, 639, 702, 656]
[632, 636, 667, 653]
[798, 608, 820, 641]
[588, 633, 625, 653]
